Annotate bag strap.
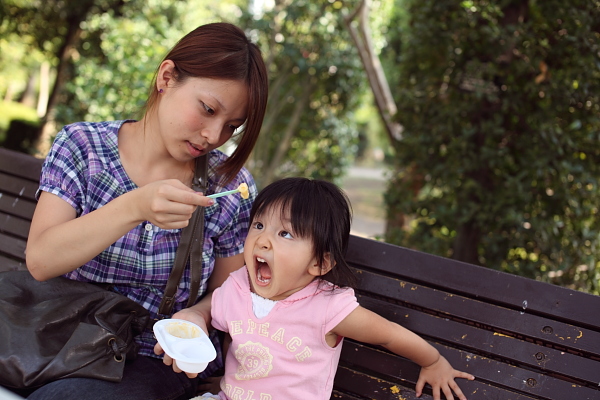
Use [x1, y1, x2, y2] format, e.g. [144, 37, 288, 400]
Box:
[158, 155, 208, 317]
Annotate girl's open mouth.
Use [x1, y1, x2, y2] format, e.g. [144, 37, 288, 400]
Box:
[255, 257, 272, 286]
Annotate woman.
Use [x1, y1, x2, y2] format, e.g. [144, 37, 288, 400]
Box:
[23, 22, 268, 400]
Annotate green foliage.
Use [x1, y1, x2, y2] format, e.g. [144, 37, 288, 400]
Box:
[384, 0, 600, 293]
[56, 14, 174, 123]
[1, 0, 241, 128]
[55, 0, 202, 124]
[0, 33, 45, 101]
[2, 0, 364, 190]
[288, 112, 359, 182]
[239, 0, 364, 188]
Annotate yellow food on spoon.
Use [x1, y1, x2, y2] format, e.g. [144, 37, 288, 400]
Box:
[238, 183, 249, 199]
[207, 183, 250, 200]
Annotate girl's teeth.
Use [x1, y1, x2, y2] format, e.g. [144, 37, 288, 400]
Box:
[257, 257, 266, 263]
[257, 272, 268, 283]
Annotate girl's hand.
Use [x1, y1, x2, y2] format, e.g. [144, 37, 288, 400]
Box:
[134, 179, 214, 230]
[153, 308, 210, 378]
[415, 355, 474, 400]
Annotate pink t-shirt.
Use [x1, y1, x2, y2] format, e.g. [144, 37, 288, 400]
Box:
[211, 267, 359, 400]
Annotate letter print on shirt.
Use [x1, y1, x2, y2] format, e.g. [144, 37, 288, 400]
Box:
[235, 341, 274, 380]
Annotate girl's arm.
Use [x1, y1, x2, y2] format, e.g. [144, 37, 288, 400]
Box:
[180, 252, 245, 331]
[332, 305, 474, 400]
[154, 253, 244, 377]
[26, 180, 214, 281]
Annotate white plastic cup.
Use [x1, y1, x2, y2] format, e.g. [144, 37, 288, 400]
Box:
[153, 319, 217, 373]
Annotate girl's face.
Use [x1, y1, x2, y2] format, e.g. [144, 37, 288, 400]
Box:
[244, 205, 328, 301]
[157, 73, 248, 162]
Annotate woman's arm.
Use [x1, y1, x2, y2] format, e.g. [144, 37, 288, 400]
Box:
[26, 180, 214, 281]
[333, 306, 474, 400]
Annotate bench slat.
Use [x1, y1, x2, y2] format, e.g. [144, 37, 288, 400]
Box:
[0, 232, 26, 262]
[340, 342, 543, 400]
[0, 212, 31, 239]
[0, 171, 39, 201]
[334, 365, 426, 400]
[341, 341, 599, 400]
[0, 191, 37, 221]
[358, 295, 600, 387]
[354, 268, 600, 358]
[0, 148, 43, 181]
[0, 254, 26, 272]
[347, 236, 600, 330]
[330, 390, 364, 400]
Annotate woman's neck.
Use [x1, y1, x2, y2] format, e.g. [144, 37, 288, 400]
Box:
[118, 118, 194, 188]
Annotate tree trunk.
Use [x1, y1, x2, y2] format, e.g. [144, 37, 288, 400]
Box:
[261, 76, 315, 187]
[35, 21, 84, 155]
[343, 0, 409, 239]
[452, 221, 481, 265]
[37, 61, 50, 118]
[34, 0, 102, 155]
[451, 1, 529, 264]
[251, 68, 293, 170]
[343, 0, 403, 144]
[19, 71, 37, 108]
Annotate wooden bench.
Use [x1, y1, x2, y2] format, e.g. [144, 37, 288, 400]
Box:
[1, 146, 599, 399]
[0, 147, 42, 272]
[336, 236, 600, 399]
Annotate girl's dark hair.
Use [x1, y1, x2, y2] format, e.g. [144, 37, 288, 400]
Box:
[250, 177, 356, 288]
[144, 22, 268, 184]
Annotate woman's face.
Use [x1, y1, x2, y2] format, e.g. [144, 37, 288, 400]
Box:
[157, 75, 249, 162]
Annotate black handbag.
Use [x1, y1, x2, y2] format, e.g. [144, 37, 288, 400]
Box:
[0, 271, 150, 388]
[0, 155, 209, 389]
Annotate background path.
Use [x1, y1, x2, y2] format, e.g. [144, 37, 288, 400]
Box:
[340, 166, 387, 239]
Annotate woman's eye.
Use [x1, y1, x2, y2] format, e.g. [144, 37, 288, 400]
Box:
[228, 125, 239, 134]
[202, 102, 215, 115]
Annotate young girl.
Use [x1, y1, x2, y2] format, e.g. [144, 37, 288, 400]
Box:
[198, 177, 474, 400]
[21, 22, 268, 400]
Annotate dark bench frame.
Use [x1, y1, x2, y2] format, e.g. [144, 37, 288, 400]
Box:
[1, 146, 599, 400]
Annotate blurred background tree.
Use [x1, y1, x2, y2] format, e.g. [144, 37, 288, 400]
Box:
[1, 0, 599, 294]
[380, 0, 600, 293]
[1, 0, 151, 153]
[239, 0, 365, 187]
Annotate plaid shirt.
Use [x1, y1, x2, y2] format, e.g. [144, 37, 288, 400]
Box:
[37, 120, 256, 357]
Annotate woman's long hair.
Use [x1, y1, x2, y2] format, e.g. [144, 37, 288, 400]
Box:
[144, 22, 268, 184]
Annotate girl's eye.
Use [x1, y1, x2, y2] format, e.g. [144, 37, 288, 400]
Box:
[202, 102, 215, 115]
[280, 231, 293, 239]
[253, 222, 263, 230]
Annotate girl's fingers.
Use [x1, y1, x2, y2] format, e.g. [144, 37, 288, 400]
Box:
[458, 371, 475, 381]
[415, 378, 425, 397]
[450, 379, 469, 400]
[441, 384, 455, 400]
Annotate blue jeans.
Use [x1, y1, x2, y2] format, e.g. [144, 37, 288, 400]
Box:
[23, 356, 199, 400]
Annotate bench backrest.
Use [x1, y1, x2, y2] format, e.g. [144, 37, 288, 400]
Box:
[0, 148, 43, 271]
[334, 235, 600, 399]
